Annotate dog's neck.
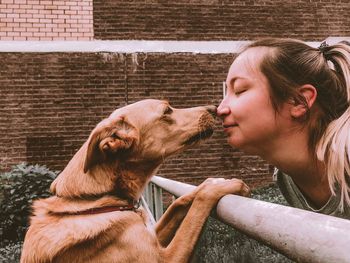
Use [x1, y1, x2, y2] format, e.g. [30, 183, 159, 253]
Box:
[115, 160, 161, 201]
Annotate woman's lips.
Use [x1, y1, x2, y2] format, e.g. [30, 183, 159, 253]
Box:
[223, 124, 238, 132]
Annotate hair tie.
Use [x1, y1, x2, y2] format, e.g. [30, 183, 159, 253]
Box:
[318, 41, 330, 61]
[318, 41, 329, 53]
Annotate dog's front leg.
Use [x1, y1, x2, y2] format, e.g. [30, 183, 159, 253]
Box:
[155, 179, 214, 246]
[161, 178, 250, 263]
[155, 190, 197, 247]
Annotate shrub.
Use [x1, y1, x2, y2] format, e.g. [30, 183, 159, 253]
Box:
[0, 163, 58, 246]
[0, 242, 23, 263]
[251, 183, 288, 205]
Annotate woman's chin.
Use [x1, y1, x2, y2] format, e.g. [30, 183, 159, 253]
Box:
[227, 137, 244, 149]
[227, 138, 257, 154]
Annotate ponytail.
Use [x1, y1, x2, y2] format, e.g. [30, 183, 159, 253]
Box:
[316, 41, 350, 211]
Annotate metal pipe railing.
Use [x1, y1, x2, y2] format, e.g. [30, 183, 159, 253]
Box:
[149, 176, 350, 263]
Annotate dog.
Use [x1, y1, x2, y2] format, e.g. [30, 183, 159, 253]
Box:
[20, 99, 250, 263]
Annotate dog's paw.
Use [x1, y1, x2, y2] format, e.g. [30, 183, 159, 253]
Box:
[196, 178, 250, 202]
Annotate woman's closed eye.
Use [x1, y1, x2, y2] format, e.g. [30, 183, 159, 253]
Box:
[233, 81, 250, 95]
[234, 88, 247, 96]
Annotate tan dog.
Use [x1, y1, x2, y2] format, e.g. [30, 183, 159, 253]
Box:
[21, 99, 250, 263]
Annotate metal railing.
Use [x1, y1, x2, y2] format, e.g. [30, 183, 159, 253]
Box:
[143, 176, 350, 263]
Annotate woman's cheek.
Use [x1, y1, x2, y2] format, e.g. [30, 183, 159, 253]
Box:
[230, 98, 247, 119]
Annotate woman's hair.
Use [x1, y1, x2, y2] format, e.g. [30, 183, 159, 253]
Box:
[240, 38, 350, 210]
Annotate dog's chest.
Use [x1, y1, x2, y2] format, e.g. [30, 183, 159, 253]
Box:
[138, 208, 157, 237]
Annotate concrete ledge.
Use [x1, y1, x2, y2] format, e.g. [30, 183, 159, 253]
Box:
[0, 40, 321, 53]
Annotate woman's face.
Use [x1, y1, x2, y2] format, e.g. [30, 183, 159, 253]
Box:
[217, 48, 292, 155]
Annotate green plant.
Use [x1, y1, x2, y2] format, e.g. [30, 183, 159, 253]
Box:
[0, 242, 23, 263]
[0, 163, 58, 246]
[251, 183, 288, 205]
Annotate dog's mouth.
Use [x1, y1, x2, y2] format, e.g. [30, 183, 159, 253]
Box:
[184, 128, 214, 145]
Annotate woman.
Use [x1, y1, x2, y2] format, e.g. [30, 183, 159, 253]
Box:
[217, 38, 350, 219]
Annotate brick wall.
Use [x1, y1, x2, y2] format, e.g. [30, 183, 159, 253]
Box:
[0, 0, 93, 40]
[3, 0, 347, 186]
[0, 52, 125, 169]
[0, 52, 272, 187]
[94, 0, 350, 41]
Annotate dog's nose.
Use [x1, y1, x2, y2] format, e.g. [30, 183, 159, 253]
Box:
[205, 105, 217, 117]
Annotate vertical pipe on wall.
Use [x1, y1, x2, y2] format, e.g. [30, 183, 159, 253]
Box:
[124, 53, 128, 105]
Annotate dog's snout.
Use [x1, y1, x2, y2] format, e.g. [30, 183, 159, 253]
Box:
[205, 105, 217, 117]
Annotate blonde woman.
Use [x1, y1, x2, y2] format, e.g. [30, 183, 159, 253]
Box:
[217, 38, 350, 218]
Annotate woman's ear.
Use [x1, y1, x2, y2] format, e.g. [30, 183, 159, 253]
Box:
[290, 84, 317, 118]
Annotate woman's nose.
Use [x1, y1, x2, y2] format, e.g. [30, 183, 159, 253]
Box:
[217, 100, 230, 117]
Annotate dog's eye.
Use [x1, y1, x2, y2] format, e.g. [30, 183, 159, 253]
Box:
[161, 107, 174, 124]
[163, 106, 173, 115]
[111, 132, 122, 140]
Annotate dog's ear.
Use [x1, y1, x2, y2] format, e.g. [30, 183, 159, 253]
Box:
[83, 119, 138, 173]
